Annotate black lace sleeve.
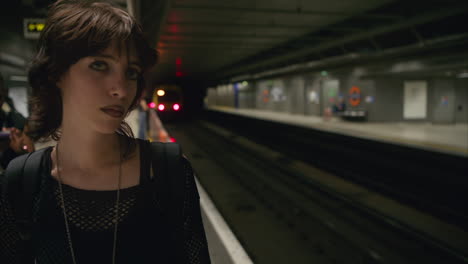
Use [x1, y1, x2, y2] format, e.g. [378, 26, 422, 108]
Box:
[0, 173, 23, 264]
[181, 158, 211, 264]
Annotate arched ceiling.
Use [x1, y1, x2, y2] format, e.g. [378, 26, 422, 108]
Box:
[139, 0, 468, 85]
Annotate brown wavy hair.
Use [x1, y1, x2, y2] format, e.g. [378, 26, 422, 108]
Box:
[27, 0, 157, 147]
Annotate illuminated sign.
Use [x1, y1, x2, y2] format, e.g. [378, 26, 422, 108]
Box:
[349, 86, 361, 106]
[24, 18, 46, 39]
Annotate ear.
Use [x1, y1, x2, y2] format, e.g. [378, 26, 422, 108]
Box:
[54, 74, 67, 91]
[55, 77, 63, 89]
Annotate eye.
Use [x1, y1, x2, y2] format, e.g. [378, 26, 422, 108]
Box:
[126, 68, 141, 81]
[89, 61, 108, 71]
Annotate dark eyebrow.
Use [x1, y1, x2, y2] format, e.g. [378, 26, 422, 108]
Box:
[93, 54, 141, 68]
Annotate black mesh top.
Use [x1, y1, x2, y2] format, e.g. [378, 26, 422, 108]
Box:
[0, 140, 211, 263]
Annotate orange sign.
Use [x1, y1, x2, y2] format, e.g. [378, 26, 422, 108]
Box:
[349, 86, 361, 106]
[262, 89, 269, 103]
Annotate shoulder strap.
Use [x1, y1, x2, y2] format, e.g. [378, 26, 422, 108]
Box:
[2, 153, 31, 218]
[4, 148, 47, 237]
[164, 143, 185, 221]
[148, 141, 186, 262]
[2, 147, 48, 263]
[16, 148, 47, 236]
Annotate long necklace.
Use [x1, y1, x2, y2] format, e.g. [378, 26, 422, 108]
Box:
[55, 140, 122, 264]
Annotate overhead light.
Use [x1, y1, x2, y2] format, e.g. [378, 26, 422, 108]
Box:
[457, 72, 468, 78]
[157, 89, 165, 96]
[10, 75, 28, 82]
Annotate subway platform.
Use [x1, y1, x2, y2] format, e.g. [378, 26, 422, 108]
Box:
[206, 106, 468, 157]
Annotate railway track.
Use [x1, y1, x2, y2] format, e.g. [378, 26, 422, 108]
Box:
[167, 120, 467, 264]
[202, 110, 468, 231]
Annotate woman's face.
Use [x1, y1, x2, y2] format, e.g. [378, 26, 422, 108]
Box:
[57, 42, 142, 134]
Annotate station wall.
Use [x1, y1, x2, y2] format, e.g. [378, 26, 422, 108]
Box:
[206, 63, 468, 124]
[287, 76, 305, 115]
[338, 70, 377, 121]
[304, 76, 321, 116]
[454, 79, 468, 123]
[238, 82, 255, 109]
[431, 79, 456, 124]
[374, 79, 403, 122]
[255, 79, 290, 113]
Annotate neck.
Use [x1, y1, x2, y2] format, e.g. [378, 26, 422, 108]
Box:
[57, 129, 122, 171]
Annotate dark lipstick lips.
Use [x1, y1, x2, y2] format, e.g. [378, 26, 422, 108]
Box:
[101, 106, 124, 118]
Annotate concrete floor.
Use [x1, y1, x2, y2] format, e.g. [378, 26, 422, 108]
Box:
[208, 106, 468, 157]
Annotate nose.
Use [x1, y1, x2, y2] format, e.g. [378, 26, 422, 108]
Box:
[110, 72, 129, 99]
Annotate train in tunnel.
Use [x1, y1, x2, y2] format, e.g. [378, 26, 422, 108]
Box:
[150, 84, 184, 120]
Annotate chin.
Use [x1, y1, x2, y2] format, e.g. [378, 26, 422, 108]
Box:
[93, 120, 123, 135]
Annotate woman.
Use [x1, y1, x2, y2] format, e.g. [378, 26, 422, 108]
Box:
[0, 1, 210, 263]
[138, 97, 149, 139]
[0, 124, 36, 170]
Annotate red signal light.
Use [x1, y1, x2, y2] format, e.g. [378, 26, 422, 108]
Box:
[148, 102, 156, 109]
[170, 137, 176, 142]
[169, 24, 179, 33]
[173, 104, 180, 111]
[158, 104, 165, 111]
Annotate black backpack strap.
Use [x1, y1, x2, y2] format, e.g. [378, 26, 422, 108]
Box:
[16, 148, 47, 236]
[164, 142, 185, 222]
[149, 142, 166, 182]
[3, 147, 48, 263]
[147, 141, 186, 262]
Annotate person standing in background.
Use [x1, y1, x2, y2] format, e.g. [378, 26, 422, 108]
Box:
[138, 96, 149, 139]
[0, 73, 35, 170]
[142, 88, 171, 142]
[0, 123, 35, 169]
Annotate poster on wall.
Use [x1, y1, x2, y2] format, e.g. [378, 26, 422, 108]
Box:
[440, 96, 449, 106]
[309, 90, 319, 104]
[271, 86, 286, 102]
[365, 95, 374, 103]
[403, 80, 427, 119]
[322, 79, 339, 106]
